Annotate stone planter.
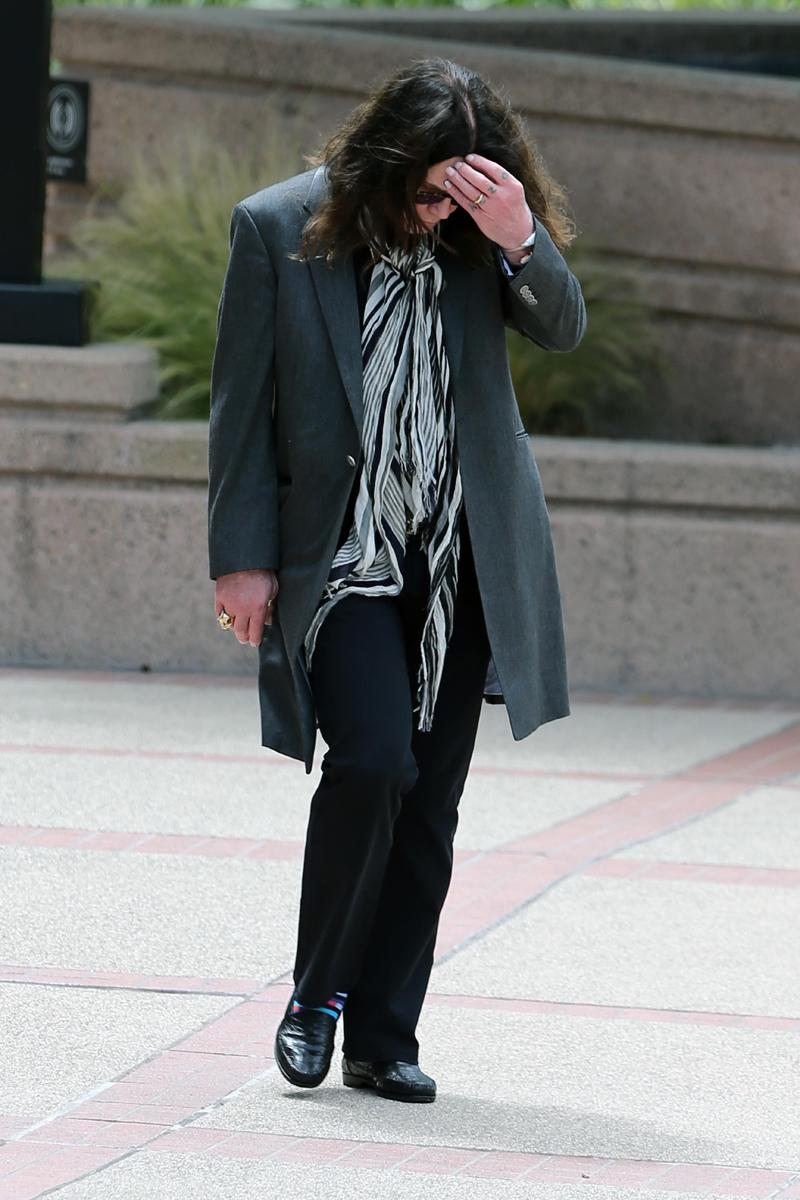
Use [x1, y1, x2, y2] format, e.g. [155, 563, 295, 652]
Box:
[2, 341, 798, 700]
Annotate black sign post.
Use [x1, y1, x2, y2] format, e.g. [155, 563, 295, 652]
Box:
[0, 0, 92, 345]
[47, 79, 90, 185]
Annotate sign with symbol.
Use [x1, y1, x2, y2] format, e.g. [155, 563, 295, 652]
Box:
[46, 79, 90, 183]
[1, 3, 92, 343]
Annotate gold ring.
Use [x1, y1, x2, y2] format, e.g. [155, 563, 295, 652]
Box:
[475, 193, 486, 206]
[217, 607, 233, 630]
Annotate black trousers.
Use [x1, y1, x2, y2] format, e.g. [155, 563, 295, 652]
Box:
[293, 506, 492, 1063]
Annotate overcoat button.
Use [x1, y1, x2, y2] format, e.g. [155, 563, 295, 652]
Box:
[346, 454, 356, 467]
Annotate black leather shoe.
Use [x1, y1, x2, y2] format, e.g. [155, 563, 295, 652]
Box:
[274, 999, 336, 1088]
[342, 1056, 436, 1102]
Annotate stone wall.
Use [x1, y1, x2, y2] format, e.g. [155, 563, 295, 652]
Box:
[269, 9, 800, 77]
[2, 343, 798, 701]
[48, 7, 800, 448]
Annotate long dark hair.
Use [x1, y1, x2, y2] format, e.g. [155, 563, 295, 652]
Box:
[291, 57, 579, 274]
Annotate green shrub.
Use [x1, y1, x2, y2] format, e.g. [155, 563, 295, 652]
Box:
[54, 1, 252, 8]
[52, 0, 797, 10]
[48, 128, 306, 418]
[508, 246, 668, 437]
[49, 128, 665, 433]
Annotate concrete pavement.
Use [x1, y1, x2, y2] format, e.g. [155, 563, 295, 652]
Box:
[0, 667, 798, 1199]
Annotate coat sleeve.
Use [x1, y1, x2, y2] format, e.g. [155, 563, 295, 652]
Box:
[496, 217, 587, 353]
[208, 202, 280, 580]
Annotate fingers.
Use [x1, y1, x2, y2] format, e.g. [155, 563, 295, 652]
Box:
[462, 153, 516, 188]
[443, 163, 500, 217]
[443, 171, 472, 207]
[215, 571, 278, 646]
[264, 579, 279, 628]
[443, 158, 531, 251]
[232, 610, 251, 646]
[444, 156, 521, 207]
[248, 612, 267, 647]
[231, 607, 270, 647]
[449, 159, 494, 199]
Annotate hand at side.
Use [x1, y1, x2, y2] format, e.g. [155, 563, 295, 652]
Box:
[215, 568, 278, 647]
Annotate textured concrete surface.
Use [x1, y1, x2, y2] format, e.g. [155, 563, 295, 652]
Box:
[0, 668, 795, 771]
[192, 1008, 800, 1167]
[0, 342, 158, 419]
[463, 700, 794, 776]
[51, 1151, 748, 1200]
[0, 846, 299, 979]
[617, 788, 800, 869]
[0, 747, 631, 853]
[0, 984, 230, 1115]
[0, 751, 312, 843]
[0, 670, 798, 1199]
[0, 673, 262, 755]
[430, 875, 800, 1018]
[2, 347, 799, 697]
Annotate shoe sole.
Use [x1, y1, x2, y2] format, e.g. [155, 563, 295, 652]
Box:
[342, 1071, 435, 1103]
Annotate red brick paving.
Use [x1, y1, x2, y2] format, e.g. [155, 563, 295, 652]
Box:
[582, 859, 800, 888]
[5, 1129, 795, 1198]
[422, 991, 800, 1032]
[1, 699, 798, 1196]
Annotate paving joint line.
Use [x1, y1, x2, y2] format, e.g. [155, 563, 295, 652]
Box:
[11, 1125, 799, 1200]
[0, 740, 660, 781]
[0, 978, 261, 998]
[3, 696, 799, 1196]
[435, 721, 800, 962]
[3, 972, 798, 1031]
[434, 794, 740, 966]
[770, 1176, 800, 1200]
[3, 967, 292, 1145]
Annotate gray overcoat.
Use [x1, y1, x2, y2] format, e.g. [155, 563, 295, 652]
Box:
[208, 164, 587, 774]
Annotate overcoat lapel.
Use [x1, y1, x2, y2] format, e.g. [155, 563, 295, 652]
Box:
[303, 165, 468, 437]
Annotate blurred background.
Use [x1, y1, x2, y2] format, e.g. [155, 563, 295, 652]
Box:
[3, 0, 799, 702]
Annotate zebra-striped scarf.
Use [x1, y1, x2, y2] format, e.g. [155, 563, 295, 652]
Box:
[303, 231, 463, 732]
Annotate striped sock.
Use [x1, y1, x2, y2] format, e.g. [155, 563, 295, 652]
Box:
[291, 989, 348, 1020]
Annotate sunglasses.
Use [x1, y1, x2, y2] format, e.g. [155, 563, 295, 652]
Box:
[414, 188, 452, 207]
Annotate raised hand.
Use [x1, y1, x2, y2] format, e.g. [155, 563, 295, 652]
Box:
[442, 153, 534, 256]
